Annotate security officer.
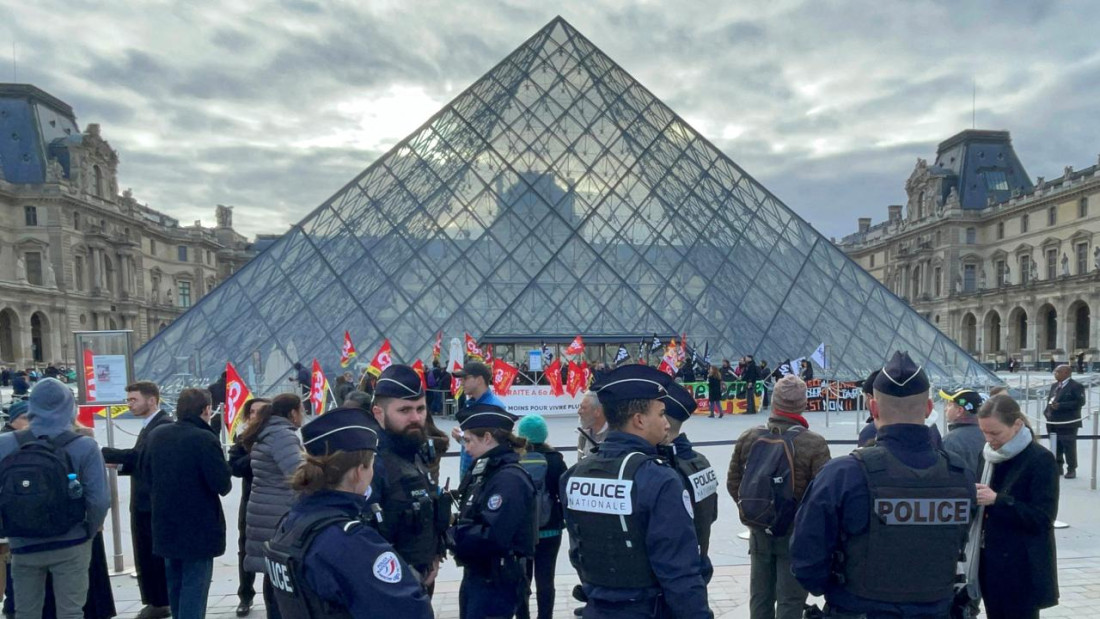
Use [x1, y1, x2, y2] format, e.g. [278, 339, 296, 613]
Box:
[561, 365, 712, 619]
[370, 365, 448, 594]
[262, 408, 433, 619]
[448, 403, 537, 619]
[790, 351, 975, 618]
[658, 377, 718, 576]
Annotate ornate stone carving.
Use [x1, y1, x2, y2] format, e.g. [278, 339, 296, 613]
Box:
[15, 256, 27, 284]
[1062, 253, 1070, 277]
[44, 261, 57, 288]
[45, 157, 65, 183]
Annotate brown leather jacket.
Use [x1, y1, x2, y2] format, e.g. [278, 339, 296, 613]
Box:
[727, 415, 831, 502]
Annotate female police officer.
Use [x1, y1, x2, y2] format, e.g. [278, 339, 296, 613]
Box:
[448, 403, 537, 619]
[262, 408, 433, 619]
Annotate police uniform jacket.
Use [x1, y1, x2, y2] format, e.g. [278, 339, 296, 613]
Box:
[369, 430, 443, 569]
[284, 490, 433, 619]
[789, 424, 976, 616]
[564, 431, 712, 619]
[450, 444, 536, 573]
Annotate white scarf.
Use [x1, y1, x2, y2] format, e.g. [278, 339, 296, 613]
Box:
[982, 426, 1032, 464]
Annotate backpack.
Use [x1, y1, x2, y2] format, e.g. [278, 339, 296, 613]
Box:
[736, 425, 804, 536]
[0, 430, 87, 538]
[516, 452, 552, 529]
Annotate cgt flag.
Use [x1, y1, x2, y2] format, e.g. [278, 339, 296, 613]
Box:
[411, 359, 428, 391]
[614, 345, 630, 365]
[565, 361, 584, 397]
[340, 331, 358, 368]
[464, 333, 484, 361]
[225, 362, 254, 437]
[484, 343, 494, 364]
[564, 335, 585, 357]
[432, 332, 442, 362]
[367, 339, 394, 377]
[310, 359, 329, 416]
[492, 358, 519, 396]
[545, 358, 564, 396]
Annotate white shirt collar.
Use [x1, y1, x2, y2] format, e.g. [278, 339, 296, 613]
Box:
[142, 410, 161, 428]
[1060, 378, 1071, 388]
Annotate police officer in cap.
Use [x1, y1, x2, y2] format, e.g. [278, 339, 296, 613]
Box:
[659, 378, 718, 579]
[448, 403, 537, 619]
[790, 351, 975, 618]
[561, 365, 712, 619]
[369, 365, 448, 594]
[263, 408, 433, 619]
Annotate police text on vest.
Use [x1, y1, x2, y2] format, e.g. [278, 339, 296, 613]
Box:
[875, 498, 971, 525]
[566, 477, 634, 515]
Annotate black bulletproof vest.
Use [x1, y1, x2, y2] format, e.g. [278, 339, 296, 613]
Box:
[456, 456, 538, 564]
[263, 510, 355, 619]
[376, 448, 439, 567]
[672, 449, 718, 557]
[841, 446, 972, 604]
[563, 451, 659, 589]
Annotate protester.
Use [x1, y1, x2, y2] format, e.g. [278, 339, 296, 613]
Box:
[228, 398, 269, 617]
[240, 394, 304, 619]
[145, 388, 232, 619]
[729, 375, 830, 619]
[11, 372, 29, 398]
[576, 391, 607, 462]
[976, 394, 1060, 618]
[333, 372, 355, 405]
[939, 388, 986, 477]
[0, 378, 109, 619]
[707, 366, 723, 418]
[101, 382, 172, 619]
[1044, 364, 1085, 478]
[290, 362, 311, 414]
[206, 371, 227, 411]
[515, 415, 566, 619]
[741, 356, 761, 415]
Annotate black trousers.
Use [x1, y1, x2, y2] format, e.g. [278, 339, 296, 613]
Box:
[1051, 427, 1079, 471]
[237, 518, 255, 601]
[133, 510, 169, 607]
[517, 535, 562, 619]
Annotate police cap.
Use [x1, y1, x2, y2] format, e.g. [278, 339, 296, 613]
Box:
[374, 364, 424, 399]
[938, 388, 983, 414]
[592, 364, 668, 407]
[862, 369, 880, 396]
[658, 377, 697, 422]
[301, 408, 379, 456]
[873, 351, 929, 397]
[457, 402, 516, 432]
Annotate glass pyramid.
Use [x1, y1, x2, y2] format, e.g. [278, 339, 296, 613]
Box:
[134, 17, 997, 394]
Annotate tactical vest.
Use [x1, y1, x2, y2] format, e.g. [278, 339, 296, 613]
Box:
[263, 509, 356, 619]
[672, 449, 718, 557]
[840, 446, 972, 604]
[376, 449, 439, 567]
[455, 455, 537, 579]
[563, 451, 660, 589]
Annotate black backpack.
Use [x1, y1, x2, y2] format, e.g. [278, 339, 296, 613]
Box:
[736, 426, 803, 536]
[516, 452, 551, 529]
[0, 430, 87, 538]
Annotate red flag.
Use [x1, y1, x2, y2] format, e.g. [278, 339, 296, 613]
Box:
[464, 333, 484, 361]
[367, 339, 393, 377]
[564, 335, 585, 357]
[492, 358, 519, 396]
[225, 362, 254, 437]
[484, 344, 494, 364]
[658, 342, 679, 376]
[83, 348, 97, 402]
[580, 360, 592, 389]
[412, 359, 428, 391]
[310, 359, 329, 416]
[340, 331, 358, 368]
[545, 358, 564, 397]
[566, 361, 584, 397]
[432, 332, 442, 362]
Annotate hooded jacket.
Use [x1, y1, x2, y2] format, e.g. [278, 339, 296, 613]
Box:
[0, 378, 110, 553]
[243, 415, 303, 573]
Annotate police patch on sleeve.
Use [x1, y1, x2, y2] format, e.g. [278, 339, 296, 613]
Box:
[487, 494, 503, 511]
[682, 489, 694, 518]
[373, 552, 402, 583]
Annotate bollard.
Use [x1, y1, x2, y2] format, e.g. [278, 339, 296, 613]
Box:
[104, 410, 126, 574]
[1092, 382, 1098, 491]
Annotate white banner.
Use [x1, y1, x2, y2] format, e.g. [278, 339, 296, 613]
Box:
[499, 384, 584, 417]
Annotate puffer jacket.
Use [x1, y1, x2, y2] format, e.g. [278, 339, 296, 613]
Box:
[727, 415, 831, 502]
[243, 416, 303, 573]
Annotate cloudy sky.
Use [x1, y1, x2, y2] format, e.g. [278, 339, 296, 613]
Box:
[5, 0, 1099, 241]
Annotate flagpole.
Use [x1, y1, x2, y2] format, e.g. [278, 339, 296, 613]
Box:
[824, 345, 832, 428]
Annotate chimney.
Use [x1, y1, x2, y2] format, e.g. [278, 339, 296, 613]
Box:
[858, 217, 871, 234]
[888, 205, 903, 222]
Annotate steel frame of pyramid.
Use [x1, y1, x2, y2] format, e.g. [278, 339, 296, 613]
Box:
[135, 17, 998, 394]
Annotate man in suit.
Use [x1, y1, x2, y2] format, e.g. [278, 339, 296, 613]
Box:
[1044, 364, 1086, 479]
[102, 381, 173, 619]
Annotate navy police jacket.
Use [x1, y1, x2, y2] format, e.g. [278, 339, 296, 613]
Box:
[284, 491, 433, 619]
[451, 444, 536, 571]
[790, 424, 976, 616]
[565, 432, 712, 618]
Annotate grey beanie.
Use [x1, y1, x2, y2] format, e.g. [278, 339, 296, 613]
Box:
[27, 378, 76, 430]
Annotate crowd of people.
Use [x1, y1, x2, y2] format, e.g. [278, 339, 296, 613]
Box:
[0, 354, 1081, 619]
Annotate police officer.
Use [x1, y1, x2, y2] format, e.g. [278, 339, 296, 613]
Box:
[658, 377, 718, 576]
[262, 408, 433, 619]
[370, 365, 448, 594]
[448, 403, 537, 619]
[790, 351, 975, 618]
[561, 365, 712, 619]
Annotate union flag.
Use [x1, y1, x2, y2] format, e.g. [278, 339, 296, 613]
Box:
[367, 339, 393, 377]
[225, 362, 254, 437]
[339, 331, 358, 368]
[464, 333, 484, 361]
[566, 361, 584, 397]
[492, 358, 519, 396]
[564, 335, 585, 357]
[411, 359, 428, 391]
[545, 358, 564, 397]
[310, 359, 329, 416]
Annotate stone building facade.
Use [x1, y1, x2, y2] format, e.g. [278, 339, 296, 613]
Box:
[0, 84, 256, 367]
[839, 129, 1100, 370]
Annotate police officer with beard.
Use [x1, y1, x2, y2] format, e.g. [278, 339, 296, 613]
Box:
[659, 378, 718, 579]
[562, 365, 712, 619]
[369, 365, 448, 594]
[790, 351, 975, 618]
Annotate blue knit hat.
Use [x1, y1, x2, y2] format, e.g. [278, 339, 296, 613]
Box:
[6, 400, 28, 422]
[516, 414, 548, 444]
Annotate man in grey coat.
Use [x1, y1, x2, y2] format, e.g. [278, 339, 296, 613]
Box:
[939, 388, 986, 477]
[0, 378, 110, 619]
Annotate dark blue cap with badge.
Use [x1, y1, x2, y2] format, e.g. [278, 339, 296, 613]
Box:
[593, 365, 668, 408]
[457, 403, 517, 431]
[374, 364, 424, 399]
[301, 408, 379, 456]
[873, 351, 930, 397]
[659, 377, 697, 422]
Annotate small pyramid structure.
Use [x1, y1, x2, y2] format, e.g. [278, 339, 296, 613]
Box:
[135, 17, 996, 392]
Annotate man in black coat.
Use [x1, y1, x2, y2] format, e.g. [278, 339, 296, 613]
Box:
[144, 388, 232, 619]
[1044, 364, 1086, 478]
[101, 381, 173, 619]
[741, 355, 761, 415]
